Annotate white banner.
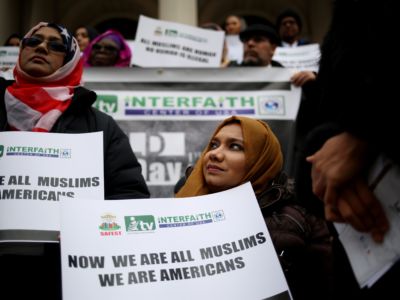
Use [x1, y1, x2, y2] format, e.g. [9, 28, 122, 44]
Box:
[94, 89, 300, 121]
[0, 132, 104, 242]
[0, 46, 19, 68]
[83, 67, 300, 196]
[273, 44, 321, 72]
[60, 182, 291, 299]
[0, 46, 18, 79]
[132, 15, 224, 67]
[90, 68, 301, 121]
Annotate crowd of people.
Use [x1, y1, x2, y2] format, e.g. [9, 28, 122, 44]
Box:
[3, 8, 312, 68]
[1, 2, 397, 300]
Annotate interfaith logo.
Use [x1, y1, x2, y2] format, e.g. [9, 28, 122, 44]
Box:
[0, 145, 3, 157]
[157, 210, 225, 228]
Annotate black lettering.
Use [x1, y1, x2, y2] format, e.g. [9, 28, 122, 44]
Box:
[98, 273, 123, 287]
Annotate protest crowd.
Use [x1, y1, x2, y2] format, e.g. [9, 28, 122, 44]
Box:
[0, 1, 398, 299]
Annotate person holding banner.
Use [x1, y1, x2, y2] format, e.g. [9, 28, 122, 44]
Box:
[176, 116, 334, 300]
[237, 23, 316, 86]
[233, 23, 318, 178]
[0, 22, 149, 299]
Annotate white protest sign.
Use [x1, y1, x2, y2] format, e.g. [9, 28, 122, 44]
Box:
[0, 132, 104, 242]
[132, 15, 224, 67]
[335, 155, 400, 288]
[0, 46, 19, 68]
[0, 46, 19, 79]
[60, 182, 292, 300]
[273, 44, 321, 72]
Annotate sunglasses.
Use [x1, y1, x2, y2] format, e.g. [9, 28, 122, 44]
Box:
[92, 43, 119, 53]
[22, 36, 67, 53]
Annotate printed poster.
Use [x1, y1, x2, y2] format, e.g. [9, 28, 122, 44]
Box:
[60, 182, 292, 300]
[83, 67, 301, 197]
[273, 44, 321, 72]
[132, 15, 224, 67]
[0, 131, 104, 242]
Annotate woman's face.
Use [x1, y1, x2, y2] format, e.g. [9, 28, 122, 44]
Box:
[89, 38, 120, 66]
[19, 26, 66, 77]
[202, 123, 247, 193]
[225, 16, 242, 35]
[7, 37, 21, 46]
[75, 27, 90, 51]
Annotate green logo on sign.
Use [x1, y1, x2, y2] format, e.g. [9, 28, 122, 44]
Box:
[125, 215, 156, 232]
[94, 95, 118, 113]
[0, 145, 3, 157]
[165, 29, 178, 37]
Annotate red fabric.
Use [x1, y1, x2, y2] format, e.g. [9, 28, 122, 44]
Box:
[5, 22, 83, 132]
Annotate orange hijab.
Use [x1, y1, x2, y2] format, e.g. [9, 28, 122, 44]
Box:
[176, 116, 283, 197]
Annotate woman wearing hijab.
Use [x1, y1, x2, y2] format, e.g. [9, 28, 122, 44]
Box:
[0, 22, 149, 298]
[82, 29, 132, 67]
[176, 116, 334, 300]
[0, 21, 148, 198]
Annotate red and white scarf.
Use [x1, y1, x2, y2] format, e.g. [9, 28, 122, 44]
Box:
[5, 22, 83, 132]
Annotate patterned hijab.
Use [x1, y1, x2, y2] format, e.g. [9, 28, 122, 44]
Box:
[82, 29, 132, 67]
[5, 22, 82, 132]
[176, 116, 283, 198]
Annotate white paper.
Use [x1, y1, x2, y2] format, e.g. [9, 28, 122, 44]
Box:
[60, 182, 291, 300]
[0, 131, 104, 242]
[335, 155, 400, 287]
[132, 15, 224, 67]
[273, 44, 321, 72]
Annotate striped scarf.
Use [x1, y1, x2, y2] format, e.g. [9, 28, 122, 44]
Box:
[5, 22, 82, 132]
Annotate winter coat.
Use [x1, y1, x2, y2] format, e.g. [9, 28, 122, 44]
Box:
[0, 77, 149, 299]
[175, 170, 334, 300]
[259, 174, 333, 300]
[0, 77, 150, 199]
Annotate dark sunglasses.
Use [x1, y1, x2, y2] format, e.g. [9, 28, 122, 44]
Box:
[92, 43, 119, 53]
[22, 36, 67, 53]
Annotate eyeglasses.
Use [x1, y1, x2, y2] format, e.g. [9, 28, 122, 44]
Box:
[22, 36, 67, 53]
[92, 43, 119, 53]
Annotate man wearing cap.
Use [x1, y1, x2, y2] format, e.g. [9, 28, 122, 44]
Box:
[230, 24, 282, 67]
[232, 23, 318, 179]
[234, 23, 316, 87]
[276, 8, 310, 48]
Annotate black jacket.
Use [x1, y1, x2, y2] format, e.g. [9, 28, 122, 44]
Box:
[0, 77, 150, 199]
[259, 174, 333, 300]
[295, 1, 400, 299]
[0, 77, 150, 299]
[175, 171, 333, 300]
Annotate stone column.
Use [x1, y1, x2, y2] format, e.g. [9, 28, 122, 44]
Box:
[158, 0, 197, 26]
